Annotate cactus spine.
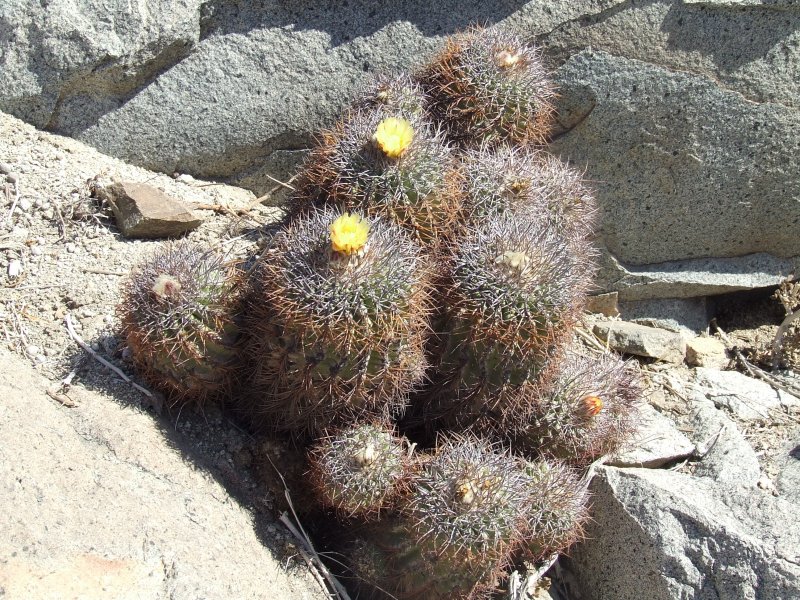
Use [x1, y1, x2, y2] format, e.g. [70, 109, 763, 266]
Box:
[308, 421, 411, 518]
[293, 106, 463, 246]
[424, 210, 594, 430]
[242, 208, 432, 434]
[513, 352, 642, 465]
[118, 242, 241, 406]
[419, 26, 556, 146]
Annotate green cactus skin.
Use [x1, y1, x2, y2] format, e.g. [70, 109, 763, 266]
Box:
[512, 352, 643, 465]
[308, 421, 410, 518]
[354, 73, 429, 121]
[423, 211, 595, 430]
[241, 208, 432, 434]
[118, 242, 241, 406]
[292, 107, 463, 246]
[521, 459, 589, 562]
[418, 25, 556, 146]
[460, 144, 598, 243]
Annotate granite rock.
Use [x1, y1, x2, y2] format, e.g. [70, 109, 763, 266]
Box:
[608, 402, 695, 468]
[593, 321, 686, 363]
[565, 466, 800, 600]
[693, 367, 798, 421]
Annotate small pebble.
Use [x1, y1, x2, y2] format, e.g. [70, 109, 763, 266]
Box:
[41, 208, 54, 220]
[26, 345, 41, 357]
[7, 259, 22, 278]
[0, 162, 11, 174]
[65, 242, 76, 253]
[18, 198, 31, 212]
[6, 173, 19, 184]
[91, 342, 101, 351]
[30, 246, 42, 256]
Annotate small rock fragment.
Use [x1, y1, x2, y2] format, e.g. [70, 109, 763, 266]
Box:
[586, 292, 619, 317]
[7, 259, 22, 278]
[92, 179, 202, 239]
[685, 336, 728, 368]
[593, 321, 686, 363]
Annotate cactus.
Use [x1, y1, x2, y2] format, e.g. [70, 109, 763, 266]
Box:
[513, 352, 642, 465]
[349, 434, 534, 599]
[241, 208, 432, 434]
[423, 210, 595, 429]
[292, 107, 463, 246]
[419, 25, 556, 146]
[522, 459, 589, 561]
[308, 420, 411, 518]
[460, 144, 598, 243]
[118, 242, 241, 406]
[354, 73, 428, 120]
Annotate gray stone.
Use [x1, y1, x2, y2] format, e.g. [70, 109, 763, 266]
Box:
[608, 403, 695, 468]
[596, 248, 795, 302]
[565, 466, 800, 600]
[0, 347, 325, 600]
[551, 48, 800, 267]
[593, 321, 686, 363]
[694, 367, 799, 421]
[619, 296, 711, 333]
[776, 433, 800, 505]
[686, 400, 762, 485]
[0, 1, 617, 193]
[686, 336, 729, 369]
[93, 179, 202, 238]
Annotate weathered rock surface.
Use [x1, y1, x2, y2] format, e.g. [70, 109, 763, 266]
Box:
[565, 466, 800, 600]
[687, 400, 762, 485]
[686, 336, 728, 369]
[777, 434, 800, 505]
[608, 402, 695, 468]
[0, 347, 326, 600]
[1, 2, 798, 303]
[93, 179, 202, 238]
[593, 320, 686, 363]
[694, 367, 798, 421]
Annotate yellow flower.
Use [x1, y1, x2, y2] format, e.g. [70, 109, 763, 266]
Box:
[373, 117, 414, 158]
[329, 212, 370, 255]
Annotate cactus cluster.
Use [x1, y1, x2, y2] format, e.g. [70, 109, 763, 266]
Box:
[116, 24, 642, 599]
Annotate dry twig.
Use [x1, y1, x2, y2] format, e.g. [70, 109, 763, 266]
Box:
[712, 319, 800, 410]
[262, 452, 351, 600]
[64, 313, 155, 400]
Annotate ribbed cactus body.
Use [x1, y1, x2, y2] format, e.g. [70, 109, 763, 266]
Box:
[419, 26, 556, 146]
[460, 144, 598, 243]
[118, 242, 241, 405]
[513, 352, 642, 465]
[243, 209, 431, 433]
[294, 108, 462, 245]
[309, 421, 410, 518]
[350, 521, 498, 600]
[355, 73, 428, 120]
[425, 211, 593, 428]
[522, 459, 589, 561]
[349, 435, 534, 599]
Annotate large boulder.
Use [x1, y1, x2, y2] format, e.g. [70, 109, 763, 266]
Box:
[1, 1, 798, 301]
[565, 465, 800, 600]
[0, 347, 326, 600]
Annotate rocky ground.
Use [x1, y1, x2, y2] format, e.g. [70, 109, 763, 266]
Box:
[1, 109, 799, 600]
